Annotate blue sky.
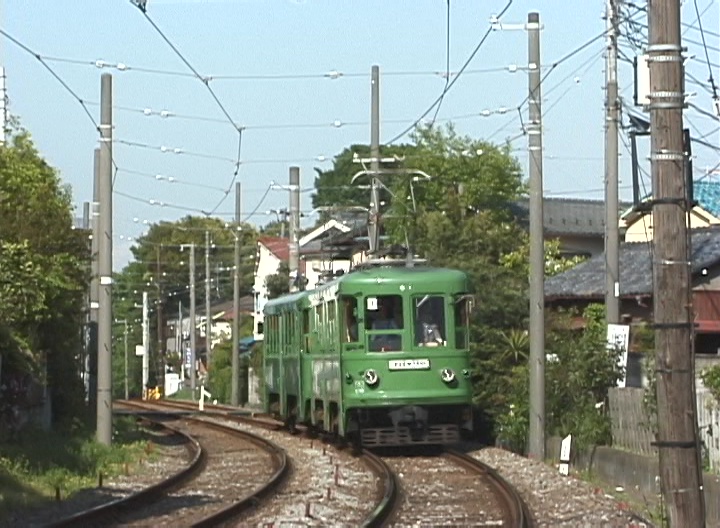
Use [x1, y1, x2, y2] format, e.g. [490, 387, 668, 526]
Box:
[5, 0, 719, 268]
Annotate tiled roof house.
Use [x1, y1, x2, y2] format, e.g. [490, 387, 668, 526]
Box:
[545, 226, 720, 354]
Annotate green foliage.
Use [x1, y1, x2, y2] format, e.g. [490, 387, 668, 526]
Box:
[0, 125, 89, 429]
[701, 365, 720, 405]
[312, 143, 415, 212]
[112, 216, 259, 398]
[0, 417, 152, 520]
[265, 262, 290, 300]
[501, 238, 588, 277]
[497, 304, 623, 452]
[208, 341, 233, 404]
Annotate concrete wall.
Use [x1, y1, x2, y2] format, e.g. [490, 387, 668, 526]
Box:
[547, 437, 720, 524]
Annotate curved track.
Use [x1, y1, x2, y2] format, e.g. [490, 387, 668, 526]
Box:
[126, 399, 400, 526]
[379, 446, 535, 527]
[49, 402, 289, 527]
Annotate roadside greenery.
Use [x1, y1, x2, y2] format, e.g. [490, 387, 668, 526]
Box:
[0, 124, 89, 433]
[0, 417, 151, 520]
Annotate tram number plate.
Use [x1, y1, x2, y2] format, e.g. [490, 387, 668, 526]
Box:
[388, 359, 430, 371]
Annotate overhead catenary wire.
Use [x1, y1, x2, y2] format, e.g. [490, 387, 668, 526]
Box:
[39, 53, 544, 81]
[130, 2, 244, 216]
[691, 0, 719, 105]
[385, 0, 515, 145]
[0, 28, 128, 186]
[429, 0, 452, 126]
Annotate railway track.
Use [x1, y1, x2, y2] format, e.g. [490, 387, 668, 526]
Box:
[46, 399, 531, 526]
[136, 398, 399, 526]
[131, 399, 532, 526]
[49, 401, 288, 527]
[380, 446, 534, 527]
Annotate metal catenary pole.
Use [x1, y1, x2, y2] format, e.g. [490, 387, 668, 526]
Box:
[369, 64, 381, 254]
[142, 291, 149, 397]
[89, 148, 100, 408]
[604, 0, 620, 324]
[189, 243, 197, 393]
[231, 182, 241, 406]
[205, 231, 212, 372]
[527, 11, 545, 460]
[648, 0, 705, 524]
[156, 245, 164, 394]
[288, 167, 300, 292]
[124, 320, 129, 400]
[96, 73, 113, 446]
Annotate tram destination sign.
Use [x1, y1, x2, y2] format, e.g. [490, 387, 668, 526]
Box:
[388, 359, 430, 371]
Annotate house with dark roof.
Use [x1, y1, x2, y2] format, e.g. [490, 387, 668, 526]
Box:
[513, 197, 631, 258]
[621, 180, 720, 242]
[545, 226, 720, 355]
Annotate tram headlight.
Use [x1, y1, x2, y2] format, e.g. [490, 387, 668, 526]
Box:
[441, 368, 456, 383]
[364, 369, 379, 386]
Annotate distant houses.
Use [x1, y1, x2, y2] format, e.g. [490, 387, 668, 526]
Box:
[545, 180, 720, 361]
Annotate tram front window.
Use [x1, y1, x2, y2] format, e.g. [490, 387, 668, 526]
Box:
[414, 295, 446, 347]
[366, 295, 403, 351]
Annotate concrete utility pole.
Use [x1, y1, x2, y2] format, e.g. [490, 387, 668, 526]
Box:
[188, 243, 197, 392]
[289, 167, 300, 292]
[369, 64, 381, 254]
[0, 66, 7, 144]
[205, 231, 212, 372]
[604, 0, 620, 324]
[142, 291, 149, 397]
[89, 148, 100, 409]
[123, 319, 128, 400]
[527, 11, 545, 461]
[648, 0, 705, 524]
[156, 245, 164, 395]
[82, 202, 90, 380]
[96, 73, 113, 446]
[231, 182, 242, 406]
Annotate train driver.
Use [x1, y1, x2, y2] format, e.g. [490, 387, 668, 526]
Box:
[371, 299, 401, 351]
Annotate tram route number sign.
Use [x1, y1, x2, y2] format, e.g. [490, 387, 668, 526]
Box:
[388, 359, 430, 371]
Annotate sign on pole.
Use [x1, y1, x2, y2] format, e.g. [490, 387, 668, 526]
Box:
[607, 324, 630, 387]
[135, 345, 145, 357]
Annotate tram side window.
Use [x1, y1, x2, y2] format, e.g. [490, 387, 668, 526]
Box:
[341, 296, 358, 343]
[302, 308, 310, 353]
[414, 295, 446, 347]
[327, 300, 336, 338]
[455, 295, 472, 349]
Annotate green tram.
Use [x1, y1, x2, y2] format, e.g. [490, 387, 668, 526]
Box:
[261, 264, 474, 447]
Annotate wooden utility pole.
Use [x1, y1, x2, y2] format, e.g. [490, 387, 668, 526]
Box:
[604, 0, 620, 324]
[648, 0, 705, 524]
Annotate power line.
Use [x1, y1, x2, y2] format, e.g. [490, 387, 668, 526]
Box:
[129, 2, 244, 216]
[39, 53, 546, 81]
[385, 0, 515, 145]
[0, 29, 97, 127]
[691, 0, 719, 106]
[430, 0, 453, 126]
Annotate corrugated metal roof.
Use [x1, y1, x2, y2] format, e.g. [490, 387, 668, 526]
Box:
[693, 181, 720, 218]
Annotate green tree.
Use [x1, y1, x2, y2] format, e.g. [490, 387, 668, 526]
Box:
[265, 262, 290, 300]
[0, 125, 89, 429]
[497, 304, 622, 452]
[112, 216, 259, 392]
[312, 143, 416, 214]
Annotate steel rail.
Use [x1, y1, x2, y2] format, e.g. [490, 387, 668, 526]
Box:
[444, 448, 536, 528]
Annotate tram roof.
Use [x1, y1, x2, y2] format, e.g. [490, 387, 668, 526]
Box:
[264, 265, 468, 314]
